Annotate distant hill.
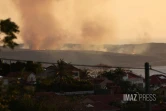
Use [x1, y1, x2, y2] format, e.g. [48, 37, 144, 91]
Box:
[104, 43, 166, 55]
[64, 43, 166, 55]
[0, 43, 166, 67]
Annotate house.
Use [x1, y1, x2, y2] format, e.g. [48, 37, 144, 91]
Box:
[72, 71, 80, 80]
[92, 78, 104, 89]
[38, 66, 56, 78]
[100, 78, 114, 89]
[92, 77, 113, 89]
[27, 72, 36, 84]
[150, 74, 166, 87]
[92, 77, 121, 94]
[39, 64, 83, 80]
[23, 77, 36, 92]
[123, 71, 145, 88]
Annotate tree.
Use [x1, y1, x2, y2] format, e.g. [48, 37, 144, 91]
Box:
[0, 18, 19, 49]
[101, 68, 125, 83]
[51, 59, 73, 91]
[101, 69, 114, 80]
[80, 68, 90, 79]
[113, 67, 126, 82]
[101, 68, 142, 93]
[119, 80, 133, 93]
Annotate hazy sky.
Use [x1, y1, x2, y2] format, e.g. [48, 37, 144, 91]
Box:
[1, 0, 166, 47]
[112, 0, 166, 44]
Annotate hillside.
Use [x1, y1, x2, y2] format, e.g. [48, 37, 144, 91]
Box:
[0, 43, 166, 67]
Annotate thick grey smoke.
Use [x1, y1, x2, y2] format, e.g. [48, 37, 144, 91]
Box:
[13, 0, 115, 50]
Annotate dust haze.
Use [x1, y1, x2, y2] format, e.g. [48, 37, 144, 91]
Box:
[2, 0, 166, 54]
[1, 0, 114, 50]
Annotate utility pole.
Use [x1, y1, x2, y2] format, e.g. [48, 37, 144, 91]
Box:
[145, 62, 151, 111]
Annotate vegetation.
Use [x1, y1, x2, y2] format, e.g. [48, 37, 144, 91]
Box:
[0, 18, 19, 49]
[0, 86, 85, 111]
[0, 18, 162, 111]
[101, 68, 144, 93]
[0, 60, 44, 76]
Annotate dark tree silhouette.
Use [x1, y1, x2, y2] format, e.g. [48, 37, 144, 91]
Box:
[0, 18, 19, 49]
[1, 63, 10, 76]
[101, 68, 142, 93]
[80, 68, 90, 79]
[50, 59, 73, 91]
[113, 67, 126, 83]
[25, 61, 43, 73]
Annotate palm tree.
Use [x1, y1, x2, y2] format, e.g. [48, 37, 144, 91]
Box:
[101, 69, 114, 80]
[51, 59, 73, 92]
[0, 18, 19, 49]
[81, 68, 90, 79]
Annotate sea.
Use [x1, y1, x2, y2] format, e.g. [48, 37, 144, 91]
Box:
[131, 66, 166, 78]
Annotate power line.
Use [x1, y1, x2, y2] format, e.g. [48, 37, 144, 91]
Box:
[150, 68, 166, 75]
[0, 57, 145, 69]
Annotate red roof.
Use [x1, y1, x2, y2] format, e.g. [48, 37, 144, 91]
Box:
[150, 74, 166, 85]
[127, 72, 143, 79]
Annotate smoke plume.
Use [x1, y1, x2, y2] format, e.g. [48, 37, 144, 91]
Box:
[12, 0, 115, 50]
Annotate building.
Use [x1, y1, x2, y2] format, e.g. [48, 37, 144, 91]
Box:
[150, 74, 166, 87]
[39, 63, 83, 80]
[99, 78, 114, 89]
[149, 74, 166, 91]
[123, 71, 145, 88]
[92, 77, 121, 94]
[38, 66, 56, 78]
[27, 72, 36, 84]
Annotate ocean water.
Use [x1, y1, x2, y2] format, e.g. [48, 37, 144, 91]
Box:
[84, 66, 166, 78]
[131, 66, 166, 78]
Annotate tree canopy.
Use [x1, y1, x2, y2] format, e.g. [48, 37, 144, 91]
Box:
[101, 68, 143, 93]
[0, 18, 19, 49]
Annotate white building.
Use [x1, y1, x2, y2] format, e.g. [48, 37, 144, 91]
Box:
[123, 71, 145, 88]
[27, 73, 36, 84]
